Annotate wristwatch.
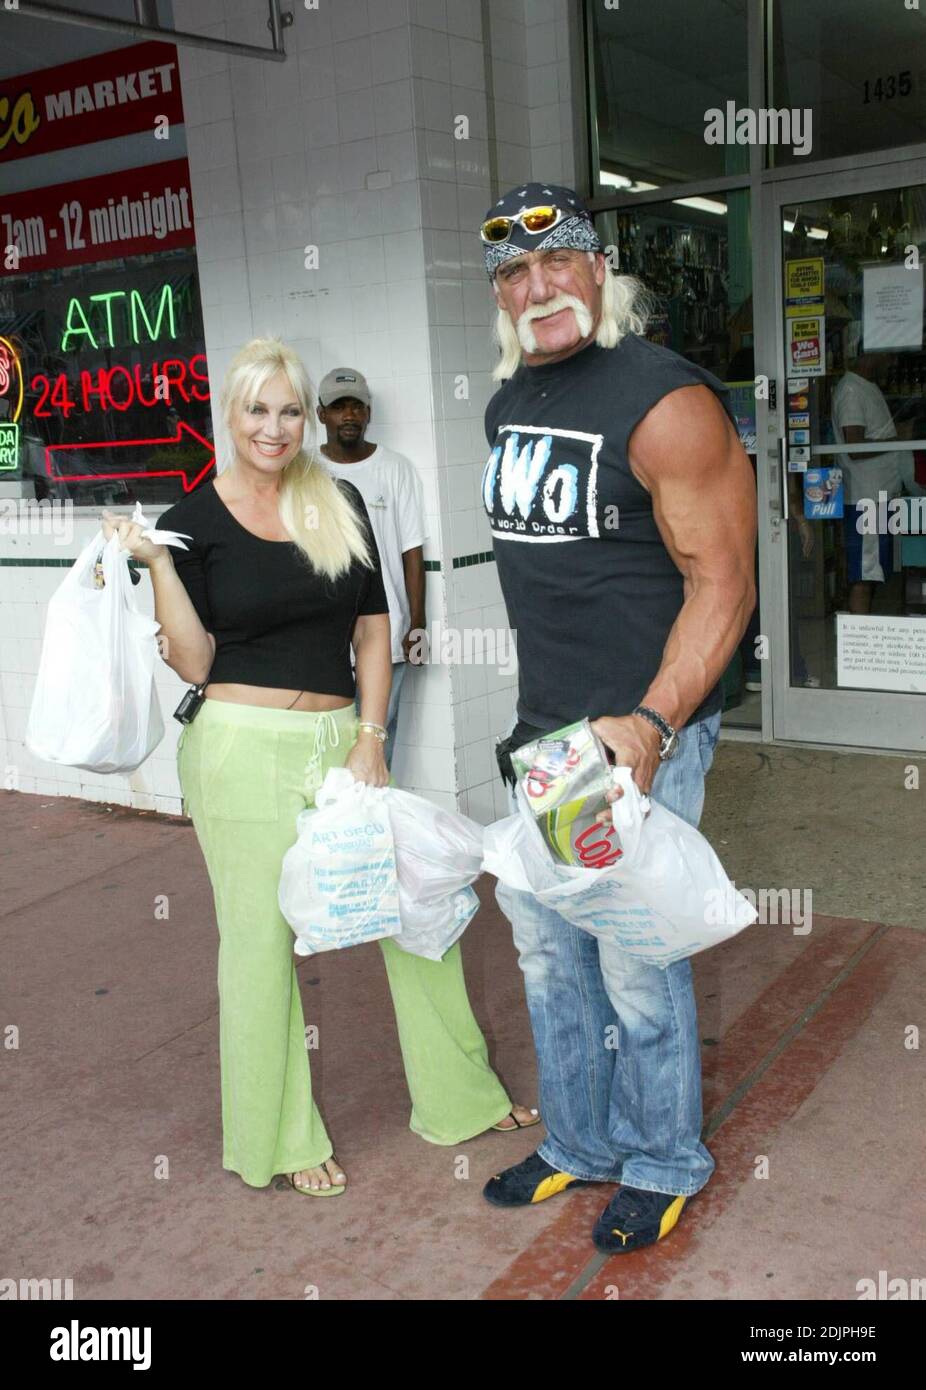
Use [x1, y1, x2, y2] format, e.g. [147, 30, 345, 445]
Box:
[631, 705, 679, 760]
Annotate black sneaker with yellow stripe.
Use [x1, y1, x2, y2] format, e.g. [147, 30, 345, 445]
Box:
[482, 1150, 595, 1207]
[591, 1184, 689, 1253]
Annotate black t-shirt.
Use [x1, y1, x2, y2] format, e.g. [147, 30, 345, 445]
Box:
[483, 334, 735, 735]
[157, 478, 388, 696]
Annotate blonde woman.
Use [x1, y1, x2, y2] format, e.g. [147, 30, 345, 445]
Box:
[101, 338, 536, 1197]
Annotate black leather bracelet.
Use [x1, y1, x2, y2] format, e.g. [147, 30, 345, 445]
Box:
[632, 704, 673, 739]
[631, 704, 679, 760]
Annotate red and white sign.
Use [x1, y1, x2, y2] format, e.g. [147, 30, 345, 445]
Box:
[0, 158, 195, 275]
[0, 41, 183, 165]
[45, 421, 215, 494]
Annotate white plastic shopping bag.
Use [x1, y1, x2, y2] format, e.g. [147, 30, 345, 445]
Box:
[383, 782, 485, 960]
[25, 504, 192, 774]
[279, 769, 402, 955]
[279, 769, 485, 960]
[484, 767, 757, 967]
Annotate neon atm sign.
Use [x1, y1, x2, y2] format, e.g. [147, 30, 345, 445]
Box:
[33, 280, 210, 417]
[32, 278, 215, 489]
[60, 281, 179, 350]
[33, 354, 209, 416]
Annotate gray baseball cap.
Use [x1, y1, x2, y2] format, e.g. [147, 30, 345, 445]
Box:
[318, 367, 371, 407]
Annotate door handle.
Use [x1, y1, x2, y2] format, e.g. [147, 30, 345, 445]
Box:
[768, 437, 783, 524]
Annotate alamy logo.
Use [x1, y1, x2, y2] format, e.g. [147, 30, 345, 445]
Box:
[49, 1320, 151, 1369]
[482, 424, 603, 542]
[0, 1276, 73, 1299]
[704, 102, 813, 158]
[857, 1271, 925, 1299]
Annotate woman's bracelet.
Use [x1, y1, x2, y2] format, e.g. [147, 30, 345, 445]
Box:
[358, 721, 387, 743]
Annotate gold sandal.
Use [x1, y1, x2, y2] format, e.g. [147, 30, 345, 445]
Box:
[288, 1160, 346, 1197]
[492, 1108, 541, 1132]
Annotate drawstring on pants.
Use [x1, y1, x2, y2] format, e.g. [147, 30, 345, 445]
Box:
[303, 711, 341, 798]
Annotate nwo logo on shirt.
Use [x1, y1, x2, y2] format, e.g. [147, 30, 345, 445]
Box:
[482, 424, 604, 542]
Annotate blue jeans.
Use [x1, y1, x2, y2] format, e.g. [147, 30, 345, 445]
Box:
[495, 711, 721, 1196]
[355, 660, 406, 771]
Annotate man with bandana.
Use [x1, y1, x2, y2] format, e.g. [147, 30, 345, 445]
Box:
[478, 183, 757, 1254]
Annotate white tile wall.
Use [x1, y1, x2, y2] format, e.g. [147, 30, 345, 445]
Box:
[370, 0, 413, 33]
[0, 0, 577, 821]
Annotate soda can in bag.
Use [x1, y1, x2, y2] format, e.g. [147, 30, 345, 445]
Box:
[510, 718, 622, 869]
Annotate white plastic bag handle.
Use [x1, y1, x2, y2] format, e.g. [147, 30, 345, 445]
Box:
[315, 767, 357, 807]
[314, 766, 388, 809]
[101, 529, 130, 591]
[609, 765, 649, 865]
[482, 818, 538, 894]
[129, 501, 194, 550]
[104, 501, 193, 551]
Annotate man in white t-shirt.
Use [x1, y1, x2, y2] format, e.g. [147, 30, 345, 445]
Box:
[832, 352, 906, 613]
[317, 367, 427, 768]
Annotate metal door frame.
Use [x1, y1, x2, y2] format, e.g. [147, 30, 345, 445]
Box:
[755, 155, 926, 753]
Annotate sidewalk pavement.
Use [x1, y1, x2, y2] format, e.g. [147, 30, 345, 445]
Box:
[2, 742, 924, 1300]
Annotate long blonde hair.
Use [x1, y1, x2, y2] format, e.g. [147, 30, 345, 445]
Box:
[219, 337, 373, 579]
[492, 258, 651, 381]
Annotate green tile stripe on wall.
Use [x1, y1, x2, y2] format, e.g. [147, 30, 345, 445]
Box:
[3, 555, 499, 573]
[451, 551, 496, 570]
[0, 557, 145, 571]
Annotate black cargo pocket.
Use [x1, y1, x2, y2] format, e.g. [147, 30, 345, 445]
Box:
[200, 722, 279, 822]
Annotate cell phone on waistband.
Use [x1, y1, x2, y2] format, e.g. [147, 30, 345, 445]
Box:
[173, 681, 209, 725]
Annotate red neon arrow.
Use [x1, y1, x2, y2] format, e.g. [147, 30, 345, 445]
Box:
[45, 420, 215, 493]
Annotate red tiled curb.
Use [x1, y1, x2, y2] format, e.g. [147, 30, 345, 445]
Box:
[576, 926, 913, 1299]
[700, 917, 880, 1109]
[480, 918, 893, 1301]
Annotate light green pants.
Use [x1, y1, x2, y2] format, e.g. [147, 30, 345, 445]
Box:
[177, 697, 512, 1187]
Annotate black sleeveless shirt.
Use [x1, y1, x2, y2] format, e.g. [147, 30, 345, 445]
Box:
[482, 334, 735, 735]
[157, 478, 387, 696]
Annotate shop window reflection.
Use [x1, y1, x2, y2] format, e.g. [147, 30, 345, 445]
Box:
[588, 0, 749, 190]
[782, 184, 926, 696]
[596, 192, 751, 381]
[596, 191, 760, 725]
[771, 0, 926, 167]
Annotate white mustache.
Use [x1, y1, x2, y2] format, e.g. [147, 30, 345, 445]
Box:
[516, 294, 592, 350]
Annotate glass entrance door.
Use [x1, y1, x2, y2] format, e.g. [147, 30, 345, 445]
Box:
[761, 160, 926, 752]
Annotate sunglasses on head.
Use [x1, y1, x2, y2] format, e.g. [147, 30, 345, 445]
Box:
[480, 204, 571, 244]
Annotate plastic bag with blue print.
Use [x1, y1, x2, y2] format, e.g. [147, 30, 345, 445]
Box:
[484, 767, 757, 968]
[279, 768, 402, 955]
[279, 768, 484, 961]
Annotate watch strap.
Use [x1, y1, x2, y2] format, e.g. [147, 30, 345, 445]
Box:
[633, 704, 674, 736]
[631, 704, 677, 755]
